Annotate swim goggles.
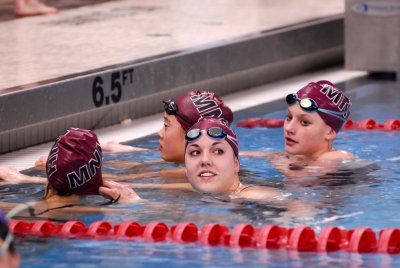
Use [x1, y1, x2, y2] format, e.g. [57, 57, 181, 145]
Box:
[163, 99, 193, 125]
[286, 93, 348, 121]
[186, 127, 227, 142]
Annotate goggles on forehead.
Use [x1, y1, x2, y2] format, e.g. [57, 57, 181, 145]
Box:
[186, 127, 227, 142]
[286, 93, 348, 121]
[163, 99, 194, 125]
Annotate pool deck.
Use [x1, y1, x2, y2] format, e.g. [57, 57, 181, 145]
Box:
[0, 0, 345, 91]
[0, 0, 367, 169]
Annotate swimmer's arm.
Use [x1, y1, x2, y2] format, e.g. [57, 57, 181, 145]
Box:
[318, 149, 355, 161]
[240, 150, 274, 158]
[104, 159, 164, 171]
[104, 168, 188, 183]
[0, 167, 45, 185]
[103, 171, 162, 181]
[238, 185, 282, 200]
[236, 188, 317, 221]
[126, 182, 193, 191]
[101, 141, 148, 153]
[159, 168, 187, 180]
[240, 151, 285, 162]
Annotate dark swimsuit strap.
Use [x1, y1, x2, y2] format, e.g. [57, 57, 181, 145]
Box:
[25, 197, 120, 217]
[27, 203, 78, 217]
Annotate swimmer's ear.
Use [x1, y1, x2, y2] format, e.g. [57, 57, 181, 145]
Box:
[43, 183, 57, 200]
[234, 157, 240, 173]
[325, 127, 337, 141]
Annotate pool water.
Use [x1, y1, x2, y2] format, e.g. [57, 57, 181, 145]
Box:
[4, 76, 400, 267]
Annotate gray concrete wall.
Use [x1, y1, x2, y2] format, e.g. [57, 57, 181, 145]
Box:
[0, 17, 344, 154]
[345, 0, 400, 73]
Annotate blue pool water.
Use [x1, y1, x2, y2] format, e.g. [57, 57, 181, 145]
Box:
[3, 76, 400, 267]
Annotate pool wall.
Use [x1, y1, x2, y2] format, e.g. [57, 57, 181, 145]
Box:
[0, 16, 343, 154]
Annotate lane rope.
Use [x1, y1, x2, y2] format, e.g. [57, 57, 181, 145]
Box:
[8, 220, 400, 254]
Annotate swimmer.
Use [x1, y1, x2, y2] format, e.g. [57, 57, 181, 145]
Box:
[159, 90, 233, 163]
[243, 80, 355, 178]
[103, 90, 233, 159]
[184, 117, 280, 200]
[14, 0, 58, 17]
[0, 210, 20, 268]
[0, 128, 140, 208]
[100, 90, 234, 183]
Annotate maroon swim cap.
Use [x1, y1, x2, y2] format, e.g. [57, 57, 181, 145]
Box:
[169, 91, 233, 131]
[186, 117, 239, 157]
[46, 128, 103, 195]
[296, 80, 351, 133]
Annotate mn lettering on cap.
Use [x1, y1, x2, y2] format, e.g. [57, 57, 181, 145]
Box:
[46, 128, 103, 195]
[174, 91, 234, 131]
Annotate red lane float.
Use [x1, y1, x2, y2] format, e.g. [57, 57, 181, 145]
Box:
[143, 222, 169, 242]
[114, 221, 143, 240]
[229, 224, 255, 248]
[170, 222, 198, 243]
[236, 118, 400, 131]
[378, 228, 400, 254]
[287, 226, 317, 252]
[58, 221, 87, 238]
[8, 220, 400, 255]
[317, 226, 347, 252]
[255, 225, 287, 249]
[200, 223, 229, 246]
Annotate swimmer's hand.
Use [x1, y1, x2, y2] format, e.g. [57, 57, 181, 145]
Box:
[101, 141, 148, 153]
[35, 155, 47, 169]
[0, 166, 45, 184]
[99, 180, 141, 203]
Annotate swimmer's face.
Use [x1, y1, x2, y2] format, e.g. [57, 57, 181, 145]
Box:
[185, 133, 240, 194]
[284, 103, 336, 158]
[158, 113, 186, 163]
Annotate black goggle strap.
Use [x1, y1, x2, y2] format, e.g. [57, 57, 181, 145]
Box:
[163, 100, 176, 114]
[162, 100, 193, 125]
[317, 108, 348, 121]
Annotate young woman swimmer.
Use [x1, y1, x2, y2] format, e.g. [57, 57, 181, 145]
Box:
[243, 80, 355, 177]
[0, 128, 140, 205]
[100, 90, 234, 183]
[184, 117, 282, 200]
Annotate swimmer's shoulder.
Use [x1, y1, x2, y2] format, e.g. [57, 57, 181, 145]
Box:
[239, 185, 282, 200]
[319, 149, 355, 160]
